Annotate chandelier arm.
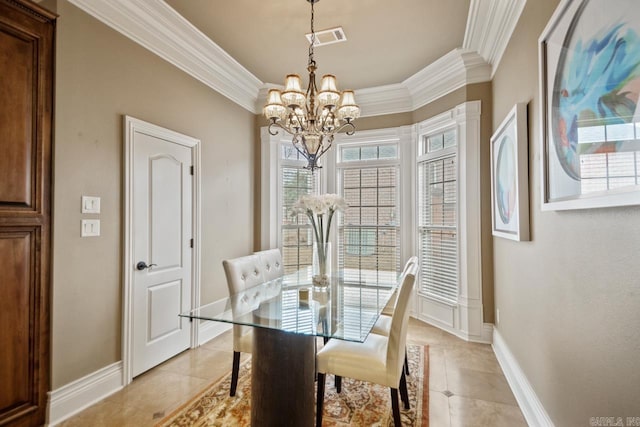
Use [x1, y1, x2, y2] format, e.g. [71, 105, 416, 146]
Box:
[268, 121, 296, 137]
[336, 121, 357, 136]
[292, 142, 310, 161]
[315, 135, 335, 159]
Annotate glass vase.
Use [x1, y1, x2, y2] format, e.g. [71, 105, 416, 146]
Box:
[312, 242, 331, 287]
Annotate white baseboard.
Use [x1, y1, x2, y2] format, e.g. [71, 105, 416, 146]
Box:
[198, 319, 232, 346]
[492, 328, 554, 427]
[47, 361, 124, 426]
[481, 322, 494, 343]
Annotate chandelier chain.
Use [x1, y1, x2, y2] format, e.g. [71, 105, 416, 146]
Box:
[308, 0, 315, 67]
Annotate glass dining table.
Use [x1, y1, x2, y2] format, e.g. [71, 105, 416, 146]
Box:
[180, 269, 398, 426]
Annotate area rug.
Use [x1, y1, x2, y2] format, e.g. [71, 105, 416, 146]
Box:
[157, 345, 429, 426]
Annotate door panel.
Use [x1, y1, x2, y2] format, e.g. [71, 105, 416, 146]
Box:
[132, 132, 192, 377]
[148, 280, 182, 341]
[0, 230, 32, 413]
[0, 27, 34, 208]
[150, 155, 183, 270]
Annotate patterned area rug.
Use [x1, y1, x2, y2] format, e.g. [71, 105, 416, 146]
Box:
[158, 345, 429, 426]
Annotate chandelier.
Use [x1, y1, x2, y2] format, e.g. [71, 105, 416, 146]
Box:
[263, 0, 360, 172]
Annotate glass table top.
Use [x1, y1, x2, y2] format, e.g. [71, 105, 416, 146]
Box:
[180, 270, 398, 343]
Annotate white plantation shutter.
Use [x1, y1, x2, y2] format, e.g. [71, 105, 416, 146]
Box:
[418, 131, 458, 302]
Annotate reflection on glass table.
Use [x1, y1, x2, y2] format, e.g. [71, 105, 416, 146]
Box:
[180, 270, 397, 343]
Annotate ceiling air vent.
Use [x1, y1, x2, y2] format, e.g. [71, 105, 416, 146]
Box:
[305, 26, 347, 47]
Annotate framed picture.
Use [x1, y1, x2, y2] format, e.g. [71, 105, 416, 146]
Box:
[539, 0, 640, 210]
[491, 103, 530, 241]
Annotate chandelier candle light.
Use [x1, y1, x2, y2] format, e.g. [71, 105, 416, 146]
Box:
[292, 194, 347, 286]
[263, 0, 360, 172]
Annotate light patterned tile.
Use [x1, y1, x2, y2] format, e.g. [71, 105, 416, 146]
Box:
[57, 400, 155, 427]
[429, 391, 452, 427]
[156, 346, 234, 381]
[105, 370, 209, 415]
[428, 347, 448, 392]
[449, 395, 527, 427]
[445, 367, 518, 406]
[443, 345, 502, 374]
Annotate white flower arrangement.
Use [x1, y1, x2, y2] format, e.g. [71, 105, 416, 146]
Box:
[291, 194, 347, 284]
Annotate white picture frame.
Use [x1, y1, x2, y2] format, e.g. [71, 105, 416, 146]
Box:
[539, 0, 640, 210]
[491, 103, 530, 241]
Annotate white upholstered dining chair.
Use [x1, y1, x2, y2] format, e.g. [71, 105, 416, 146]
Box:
[254, 248, 284, 282]
[372, 256, 419, 376]
[315, 262, 418, 427]
[222, 254, 266, 396]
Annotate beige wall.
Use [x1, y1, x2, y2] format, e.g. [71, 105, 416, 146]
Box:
[492, 0, 640, 425]
[51, 0, 255, 388]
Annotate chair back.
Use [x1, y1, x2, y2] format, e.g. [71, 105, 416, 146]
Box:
[383, 256, 419, 313]
[255, 248, 284, 282]
[386, 261, 418, 383]
[222, 254, 266, 294]
[401, 256, 418, 276]
[223, 254, 266, 353]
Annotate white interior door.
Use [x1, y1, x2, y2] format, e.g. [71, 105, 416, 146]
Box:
[131, 130, 193, 377]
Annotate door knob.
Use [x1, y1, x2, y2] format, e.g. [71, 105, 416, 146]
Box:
[136, 261, 157, 271]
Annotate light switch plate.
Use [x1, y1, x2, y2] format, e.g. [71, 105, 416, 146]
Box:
[81, 219, 100, 237]
[82, 196, 101, 214]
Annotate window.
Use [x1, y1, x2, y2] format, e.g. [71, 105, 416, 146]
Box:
[418, 130, 458, 302]
[414, 101, 486, 342]
[263, 105, 485, 341]
[280, 144, 318, 274]
[337, 143, 400, 285]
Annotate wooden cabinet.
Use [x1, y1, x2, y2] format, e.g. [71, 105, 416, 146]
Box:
[0, 1, 55, 425]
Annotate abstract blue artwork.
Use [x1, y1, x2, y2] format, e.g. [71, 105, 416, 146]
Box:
[540, 0, 640, 209]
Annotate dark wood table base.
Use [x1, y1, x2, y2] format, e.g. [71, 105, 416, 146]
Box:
[251, 327, 316, 426]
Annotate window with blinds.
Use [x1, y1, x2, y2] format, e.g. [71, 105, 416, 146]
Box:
[280, 144, 317, 274]
[418, 130, 458, 302]
[577, 121, 640, 194]
[338, 144, 400, 285]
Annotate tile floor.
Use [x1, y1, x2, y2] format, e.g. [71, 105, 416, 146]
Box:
[58, 319, 526, 426]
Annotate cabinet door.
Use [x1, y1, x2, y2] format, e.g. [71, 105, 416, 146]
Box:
[0, 1, 55, 426]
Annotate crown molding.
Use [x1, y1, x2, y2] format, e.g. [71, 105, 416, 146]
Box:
[67, 0, 516, 117]
[258, 50, 490, 118]
[404, 48, 491, 111]
[352, 84, 413, 117]
[463, 0, 527, 77]
[67, 0, 262, 112]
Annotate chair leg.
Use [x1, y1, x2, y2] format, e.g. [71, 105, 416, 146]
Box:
[399, 371, 410, 410]
[316, 373, 326, 427]
[390, 387, 402, 427]
[335, 375, 342, 393]
[404, 349, 410, 376]
[230, 351, 240, 397]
